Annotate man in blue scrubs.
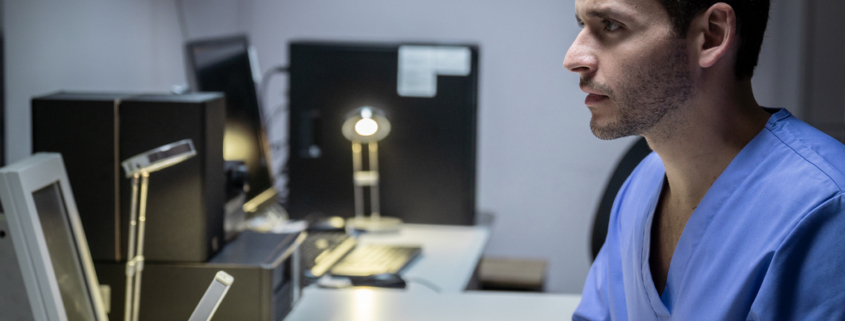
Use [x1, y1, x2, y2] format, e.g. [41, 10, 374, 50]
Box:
[565, 0, 845, 319]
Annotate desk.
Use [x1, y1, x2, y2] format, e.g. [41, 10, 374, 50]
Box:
[287, 224, 583, 320]
[354, 224, 490, 293]
[286, 288, 582, 321]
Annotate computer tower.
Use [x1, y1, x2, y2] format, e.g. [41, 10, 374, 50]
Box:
[95, 231, 303, 321]
[32, 92, 226, 262]
[287, 42, 479, 225]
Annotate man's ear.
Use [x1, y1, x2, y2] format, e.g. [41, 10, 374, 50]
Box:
[692, 3, 737, 69]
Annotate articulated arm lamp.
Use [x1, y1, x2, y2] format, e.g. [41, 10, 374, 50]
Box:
[120, 139, 196, 321]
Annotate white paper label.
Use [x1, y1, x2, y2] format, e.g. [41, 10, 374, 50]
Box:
[398, 46, 471, 97]
[434, 47, 471, 76]
[398, 46, 437, 97]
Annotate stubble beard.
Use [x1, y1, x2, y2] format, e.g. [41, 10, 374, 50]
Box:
[586, 40, 694, 140]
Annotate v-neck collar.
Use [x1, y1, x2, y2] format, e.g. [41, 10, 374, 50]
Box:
[641, 174, 670, 317]
[639, 108, 789, 317]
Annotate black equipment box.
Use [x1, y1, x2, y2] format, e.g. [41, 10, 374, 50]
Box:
[32, 92, 226, 262]
[95, 231, 304, 321]
[287, 42, 479, 225]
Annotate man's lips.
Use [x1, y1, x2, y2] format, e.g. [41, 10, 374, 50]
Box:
[585, 93, 609, 105]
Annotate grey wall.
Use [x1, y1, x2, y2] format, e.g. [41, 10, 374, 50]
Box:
[803, 0, 845, 141]
[4, 1, 187, 164]
[752, 0, 805, 118]
[3, 0, 811, 294]
[177, 0, 809, 293]
[178, 0, 637, 293]
[1, 0, 5, 166]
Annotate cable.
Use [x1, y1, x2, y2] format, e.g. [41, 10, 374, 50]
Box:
[174, 0, 190, 41]
[257, 66, 290, 205]
[404, 277, 442, 293]
[258, 65, 289, 118]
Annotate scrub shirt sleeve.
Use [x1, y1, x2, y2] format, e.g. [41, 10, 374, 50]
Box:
[573, 154, 656, 321]
[573, 178, 632, 321]
[747, 193, 845, 320]
[572, 245, 613, 321]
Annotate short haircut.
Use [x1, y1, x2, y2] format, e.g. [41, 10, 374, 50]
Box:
[656, 0, 770, 79]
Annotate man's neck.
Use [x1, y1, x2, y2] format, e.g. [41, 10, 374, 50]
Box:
[644, 80, 771, 208]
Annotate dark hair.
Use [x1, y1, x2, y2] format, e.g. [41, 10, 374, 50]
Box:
[657, 0, 770, 79]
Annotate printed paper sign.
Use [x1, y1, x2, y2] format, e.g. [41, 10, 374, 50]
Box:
[398, 46, 471, 97]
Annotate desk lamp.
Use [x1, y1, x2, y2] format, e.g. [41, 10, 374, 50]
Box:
[342, 107, 402, 232]
[120, 139, 197, 321]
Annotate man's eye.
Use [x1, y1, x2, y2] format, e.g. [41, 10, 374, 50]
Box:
[603, 20, 621, 31]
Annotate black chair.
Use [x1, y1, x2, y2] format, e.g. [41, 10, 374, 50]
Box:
[591, 137, 652, 262]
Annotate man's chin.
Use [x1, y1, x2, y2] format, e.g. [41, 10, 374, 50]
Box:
[590, 118, 632, 140]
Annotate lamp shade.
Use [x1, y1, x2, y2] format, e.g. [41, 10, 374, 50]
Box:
[342, 107, 391, 143]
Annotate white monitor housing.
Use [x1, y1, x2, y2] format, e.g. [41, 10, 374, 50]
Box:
[187, 271, 234, 321]
[0, 153, 108, 321]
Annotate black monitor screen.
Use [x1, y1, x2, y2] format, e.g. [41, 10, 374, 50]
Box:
[188, 36, 272, 202]
[286, 42, 478, 225]
[33, 182, 96, 321]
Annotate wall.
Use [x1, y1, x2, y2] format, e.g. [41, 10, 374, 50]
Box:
[0, 0, 4, 166]
[4, 0, 810, 294]
[752, 0, 805, 118]
[802, 0, 845, 141]
[199, 0, 803, 294]
[175, 0, 637, 293]
[4, 1, 187, 164]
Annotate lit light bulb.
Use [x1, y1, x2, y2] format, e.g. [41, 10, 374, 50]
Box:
[360, 108, 373, 119]
[355, 118, 379, 136]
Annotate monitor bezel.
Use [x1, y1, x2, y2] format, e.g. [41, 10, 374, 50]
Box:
[184, 34, 279, 206]
[0, 153, 108, 321]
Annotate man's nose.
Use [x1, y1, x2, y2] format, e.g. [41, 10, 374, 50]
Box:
[564, 31, 597, 77]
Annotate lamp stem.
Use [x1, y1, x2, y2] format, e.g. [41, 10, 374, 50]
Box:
[131, 172, 150, 321]
[368, 142, 381, 219]
[352, 142, 364, 218]
[124, 174, 140, 321]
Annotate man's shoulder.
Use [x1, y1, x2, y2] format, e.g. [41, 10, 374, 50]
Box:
[765, 109, 845, 194]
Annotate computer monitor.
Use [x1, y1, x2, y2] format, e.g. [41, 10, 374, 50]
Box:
[186, 35, 274, 204]
[0, 153, 108, 321]
[287, 42, 479, 225]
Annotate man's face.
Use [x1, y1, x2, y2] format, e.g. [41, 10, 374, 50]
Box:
[564, 0, 695, 140]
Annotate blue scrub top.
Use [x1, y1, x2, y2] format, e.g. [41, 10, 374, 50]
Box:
[574, 109, 845, 320]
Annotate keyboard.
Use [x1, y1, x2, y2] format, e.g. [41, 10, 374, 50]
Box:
[329, 245, 422, 277]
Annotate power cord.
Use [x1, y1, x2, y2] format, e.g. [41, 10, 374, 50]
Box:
[403, 277, 443, 293]
[258, 65, 289, 116]
[258, 66, 291, 204]
[174, 0, 190, 42]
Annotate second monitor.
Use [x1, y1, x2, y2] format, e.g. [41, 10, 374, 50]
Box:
[186, 35, 275, 205]
[287, 42, 479, 225]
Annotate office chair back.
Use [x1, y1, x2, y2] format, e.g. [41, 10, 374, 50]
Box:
[591, 137, 652, 261]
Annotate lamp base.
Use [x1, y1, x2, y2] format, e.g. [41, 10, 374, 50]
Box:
[349, 216, 403, 233]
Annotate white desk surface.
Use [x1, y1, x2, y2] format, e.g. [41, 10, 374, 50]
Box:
[354, 223, 490, 293]
[286, 287, 582, 321]
[287, 224, 581, 321]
